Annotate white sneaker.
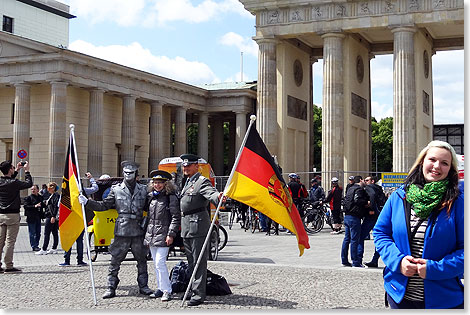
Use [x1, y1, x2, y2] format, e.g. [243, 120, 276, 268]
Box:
[35, 249, 48, 255]
[47, 249, 57, 254]
[161, 291, 171, 302]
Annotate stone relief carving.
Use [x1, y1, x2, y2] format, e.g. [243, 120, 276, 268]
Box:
[293, 59, 303, 87]
[360, 2, 371, 14]
[336, 5, 346, 16]
[287, 95, 307, 120]
[290, 9, 304, 22]
[434, 0, 445, 8]
[409, 0, 419, 10]
[268, 10, 281, 24]
[384, 1, 395, 12]
[351, 93, 368, 119]
[423, 91, 430, 115]
[356, 55, 364, 83]
[423, 50, 429, 79]
[312, 6, 323, 18]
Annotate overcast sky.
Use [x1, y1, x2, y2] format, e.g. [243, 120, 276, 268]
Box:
[63, 0, 464, 125]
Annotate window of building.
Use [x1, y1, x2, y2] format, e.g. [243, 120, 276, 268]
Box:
[2, 16, 13, 33]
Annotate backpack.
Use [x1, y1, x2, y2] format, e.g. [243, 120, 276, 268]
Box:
[206, 270, 232, 296]
[375, 187, 387, 212]
[169, 260, 190, 293]
[343, 185, 359, 212]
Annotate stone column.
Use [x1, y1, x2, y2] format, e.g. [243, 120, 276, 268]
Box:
[13, 83, 31, 167]
[198, 112, 209, 160]
[235, 111, 247, 155]
[162, 106, 172, 158]
[174, 107, 187, 156]
[149, 101, 163, 170]
[255, 37, 278, 155]
[309, 56, 317, 178]
[48, 81, 68, 182]
[212, 118, 224, 175]
[87, 89, 104, 176]
[121, 95, 136, 162]
[228, 119, 235, 170]
[392, 27, 417, 173]
[321, 33, 345, 190]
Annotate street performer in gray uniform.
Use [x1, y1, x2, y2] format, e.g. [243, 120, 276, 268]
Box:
[179, 154, 222, 307]
[79, 161, 153, 299]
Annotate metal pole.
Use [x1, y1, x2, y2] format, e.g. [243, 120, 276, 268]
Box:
[70, 124, 98, 306]
[181, 115, 257, 307]
[240, 51, 244, 82]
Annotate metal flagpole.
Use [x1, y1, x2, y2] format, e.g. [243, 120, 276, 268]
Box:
[70, 124, 98, 306]
[181, 115, 257, 307]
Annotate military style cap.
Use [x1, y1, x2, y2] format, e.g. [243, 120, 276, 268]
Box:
[180, 154, 199, 166]
[149, 170, 172, 181]
[348, 175, 355, 180]
[121, 160, 139, 171]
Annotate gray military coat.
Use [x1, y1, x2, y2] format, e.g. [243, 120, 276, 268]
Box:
[180, 173, 219, 239]
[143, 191, 181, 247]
[85, 181, 147, 237]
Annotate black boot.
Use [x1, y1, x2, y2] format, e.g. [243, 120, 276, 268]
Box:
[102, 288, 116, 299]
[139, 286, 153, 295]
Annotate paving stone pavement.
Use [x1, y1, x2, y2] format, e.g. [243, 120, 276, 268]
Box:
[1, 216, 387, 310]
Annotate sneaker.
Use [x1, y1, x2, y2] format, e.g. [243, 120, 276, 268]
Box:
[4, 267, 22, 273]
[161, 291, 171, 302]
[47, 249, 57, 254]
[352, 264, 365, 268]
[342, 262, 352, 267]
[150, 289, 163, 298]
[330, 230, 341, 235]
[35, 249, 48, 255]
[59, 262, 70, 267]
[32, 247, 40, 252]
[77, 262, 88, 267]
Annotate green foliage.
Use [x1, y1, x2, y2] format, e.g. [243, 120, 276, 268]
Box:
[312, 104, 322, 170]
[371, 116, 393, 172]
[187, 124, 198, 155]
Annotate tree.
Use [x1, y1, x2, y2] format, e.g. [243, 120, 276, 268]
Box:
[371, 116, 393, 172]
[312, 104, 322, 171]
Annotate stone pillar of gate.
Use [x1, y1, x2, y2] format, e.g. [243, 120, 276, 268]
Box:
[235, 111, 247, 155]
[198, 112, 209, 160]
[321, 33, 345, 190]
[392, 27, 417, 173]
[228, 119, 236, 170]
[13, 83, 31, 169]
[174, 107, 187, 156]
[149, 101, 163, 171]
[121, 95, 136, 162]
[48, 81, 68, 182]
[212, 118, 225, 175]
[88, 89, 104, 176]
[255, 37, 278, 155]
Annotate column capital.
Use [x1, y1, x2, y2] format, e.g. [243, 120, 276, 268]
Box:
[89, 88, 106, 93]
[123, 94, 137, 101]
[13, 82, 30, 88]
[253, 36, 279, 45]
[310, 56, 318, 64]
[233, 109, 248, 115]
[390, 26, 417, 34]
[48, 80, 69, 87]
[321, 32, 345, 40]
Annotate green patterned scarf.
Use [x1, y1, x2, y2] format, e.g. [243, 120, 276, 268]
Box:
[406, 179, 448, 219]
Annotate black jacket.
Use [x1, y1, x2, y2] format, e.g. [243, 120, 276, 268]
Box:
[344, 184, 369, 218]
[364, 183, 384, 219]
[23, 193, 44, 223]
[45, 192, 60, 219]
[0, 172, 33, 214]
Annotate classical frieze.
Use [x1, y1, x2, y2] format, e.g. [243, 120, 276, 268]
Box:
[256, 0, 463, 26]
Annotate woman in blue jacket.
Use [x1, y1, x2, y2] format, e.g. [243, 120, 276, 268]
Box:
[373, 140, 464, 309]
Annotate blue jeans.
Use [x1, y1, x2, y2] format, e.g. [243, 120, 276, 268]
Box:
[358, 216, 377, 262]
[341, 215, 361, 266]
[258, 212, 268, 231]
[27, 220, 41, 249]
[64, 230, 84, 264]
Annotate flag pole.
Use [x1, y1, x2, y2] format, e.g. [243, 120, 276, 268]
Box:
[181, 115, 257, 307]
[69, 124, 98, 306]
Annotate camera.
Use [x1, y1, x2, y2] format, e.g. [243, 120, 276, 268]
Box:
[20, 161, 26, 166]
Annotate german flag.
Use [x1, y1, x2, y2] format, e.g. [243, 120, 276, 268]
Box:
[59, 132, 85, 252]
[225, 127, 310, 256]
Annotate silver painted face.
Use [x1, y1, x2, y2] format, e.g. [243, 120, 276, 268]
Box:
[123, 167, 136, 182]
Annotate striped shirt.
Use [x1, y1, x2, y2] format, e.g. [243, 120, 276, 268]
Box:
[404, 208, 428, 301]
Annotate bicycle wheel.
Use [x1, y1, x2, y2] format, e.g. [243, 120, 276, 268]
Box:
[228, 208, 235, 230]
[87, 232, 98, 262]
[217, 225, 228, 251]
[244, 207, 252, 232]
[303, 208, 324, 234]
[208, 226, 219, 261]
[250, 211, 258, 233]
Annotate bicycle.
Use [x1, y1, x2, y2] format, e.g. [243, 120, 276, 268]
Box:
[227, 199, 245, 230]
[243, 206, 260, 233]
[301, 201, 325, 234]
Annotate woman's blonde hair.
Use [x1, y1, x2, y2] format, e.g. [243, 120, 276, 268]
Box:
[47, 182, 57, 189]
[408, 140, 458, 176]
[147, 178, 177, 195]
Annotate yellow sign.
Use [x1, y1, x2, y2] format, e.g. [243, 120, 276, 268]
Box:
[381, 173, 408, 187]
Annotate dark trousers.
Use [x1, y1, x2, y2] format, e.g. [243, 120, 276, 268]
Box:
[64, 230, 84, 264]
[107, 235, 149, 290]
[183, 236, 208, 302]
[42, 218, 58, 251]
[27, 219, 41, 249]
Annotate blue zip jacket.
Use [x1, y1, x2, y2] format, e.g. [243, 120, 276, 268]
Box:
[373, 186, 464, 309]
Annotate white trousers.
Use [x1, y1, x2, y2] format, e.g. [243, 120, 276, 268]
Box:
[149, 246, 171, 293]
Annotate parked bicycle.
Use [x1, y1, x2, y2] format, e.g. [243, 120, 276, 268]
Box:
[301, 200, 325, 234]
[244, 206, 260, 233]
